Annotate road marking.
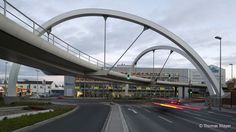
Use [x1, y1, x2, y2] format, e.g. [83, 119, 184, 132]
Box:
[119, 105, 129, 132]
[194, 116, 236, 130]
[192, 111, 236, 125]
[183, 111, 201, 116]
[207, 111, 233, 118]
[128, 108, 138, 114]
[144, 108, 151, 113]
[194, 116, 220, 124]
[165, 113, 223, 132]
[158, 116, 173, 123]
[207, 111, 215, 114]
[169, 114, 198, 125]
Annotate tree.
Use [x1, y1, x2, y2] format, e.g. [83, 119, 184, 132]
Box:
[226, 78, 236, 90]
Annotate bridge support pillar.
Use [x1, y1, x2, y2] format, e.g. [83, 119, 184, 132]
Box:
[178, 86, 190, 99]
[174, 86, 177, 97]
[8, 63, 21, 97]
[64, 76, 75, 97]
[124, 84, 129, 96]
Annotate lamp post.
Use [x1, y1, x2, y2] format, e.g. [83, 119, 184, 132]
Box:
[215, 36, 222, 111]
[229, 63, 233, 108]
[43, 80, 46, 95]
[103, 16, 107, 69]
[4, 61, 8, 96]
[35, 69, 39, 94]
[229, 63, 233, 79]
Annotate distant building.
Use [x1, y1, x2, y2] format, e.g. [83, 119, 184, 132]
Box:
[16, 80, 53, 95]
[75, 65, 225, 90]
[73, 65, 226, 98]
[0, 86, 4, 96]
[114, 64, 226, 85]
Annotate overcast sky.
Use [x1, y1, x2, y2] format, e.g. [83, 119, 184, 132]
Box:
[0, 0, 235, 82]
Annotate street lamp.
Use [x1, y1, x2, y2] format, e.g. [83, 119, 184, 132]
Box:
[229, 63, 234, 108]
[35, 69, 39, 94]
[215, 36, 222, 111]
[4, 61, 8, 95]
[229, 63, 233, 79]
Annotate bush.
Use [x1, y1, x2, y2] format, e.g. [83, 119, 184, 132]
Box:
[3, 117, 7, 120]
[11, 101, 51, 106]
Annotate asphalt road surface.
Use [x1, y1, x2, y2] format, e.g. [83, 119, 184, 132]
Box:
[122, 104, 236, 132]
[31, 103, 110, 132]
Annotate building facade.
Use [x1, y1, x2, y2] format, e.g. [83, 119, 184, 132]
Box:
[74, 65, 225, 98]
[16, 80, 53, 95]
[114, 64, 226, 85]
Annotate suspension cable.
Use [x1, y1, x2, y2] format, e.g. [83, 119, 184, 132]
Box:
[108, 26, 148, 72]
[155, 50, 173, 81]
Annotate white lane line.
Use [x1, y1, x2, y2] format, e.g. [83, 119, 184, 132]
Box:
[128, 108, 138, 114]
[118, 105, 129, 132]
[165, 113, 223, 132]
[208, 111, 215, 114]
[183, 111, 201, 116]
[194, 116, 236, 130]
[144, 108, 151, 113]
[158, 116, 173, 123]
[194, 116, 220, 124]
[191, 111, 236, 125]
[207, 111, 233, 118]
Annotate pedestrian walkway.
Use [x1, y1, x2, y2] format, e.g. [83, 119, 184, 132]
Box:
[105, 104, 129, 132]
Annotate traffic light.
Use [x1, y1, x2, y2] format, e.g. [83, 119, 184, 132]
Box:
[188, 89, 192, 98]
[127, 74, 130, 80]
[168, 74, 171, 79]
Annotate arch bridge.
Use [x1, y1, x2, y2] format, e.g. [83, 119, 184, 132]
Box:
[0, 1, 223, 96]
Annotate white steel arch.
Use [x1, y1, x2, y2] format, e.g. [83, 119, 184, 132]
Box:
[132, 45, 215, 95]
[10, 8, 222, 96]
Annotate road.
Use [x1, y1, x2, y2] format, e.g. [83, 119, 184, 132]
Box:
[122, 104, 236, 132]
[31, 103, 110, 132]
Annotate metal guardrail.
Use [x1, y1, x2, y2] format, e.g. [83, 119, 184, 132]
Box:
[0, 0, 112, 69]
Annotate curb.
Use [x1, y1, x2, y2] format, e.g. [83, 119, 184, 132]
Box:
[118, 104, 129, 132]
[101, 103, 112, 132]
[0, 106, 27, 111]
[0, 109, 54, 121]
[104, 103, 129, 132]
[13, 105, 79, 132]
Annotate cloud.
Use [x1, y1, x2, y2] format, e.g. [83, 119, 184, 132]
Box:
[1, 0, 236, 80]
[211, 53, 236, 66]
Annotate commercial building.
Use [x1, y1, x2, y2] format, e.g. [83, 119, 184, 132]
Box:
[75, 65, 225, 98]
[114, 64, 225, 85]
[16, 80, 53, 95]
[0, 80, 64, 96]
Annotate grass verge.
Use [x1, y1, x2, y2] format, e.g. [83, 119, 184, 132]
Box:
[0, 101, 76, 132]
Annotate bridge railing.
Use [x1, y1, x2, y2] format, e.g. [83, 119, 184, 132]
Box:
[0, 0, 112, 69]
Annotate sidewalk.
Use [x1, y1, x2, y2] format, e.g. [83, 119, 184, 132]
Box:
[187, 103, 236, 114]
[104, 104, 129, 132]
